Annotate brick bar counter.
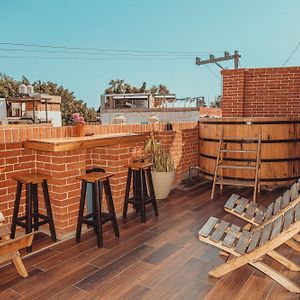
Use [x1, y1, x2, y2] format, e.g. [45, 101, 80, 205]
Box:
[25, 133, 147, 239]
[0, 123, 198, 239]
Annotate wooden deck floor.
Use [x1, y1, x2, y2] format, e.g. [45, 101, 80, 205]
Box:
[0, 179, 299, 300]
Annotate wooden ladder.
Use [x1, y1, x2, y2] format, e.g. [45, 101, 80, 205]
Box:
[211, 133, 261, 202]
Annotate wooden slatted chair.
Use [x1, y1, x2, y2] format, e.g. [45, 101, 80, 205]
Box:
[223, 179, 300, 252]
[0, 211, 33, 278]
[198, 203, 300, 293]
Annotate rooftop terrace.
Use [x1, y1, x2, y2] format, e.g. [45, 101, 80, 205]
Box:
[1, 180, 297, 300]
[0, 66, 299, 299]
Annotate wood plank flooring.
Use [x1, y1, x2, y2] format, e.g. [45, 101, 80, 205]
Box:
[0, 179, 299, 299]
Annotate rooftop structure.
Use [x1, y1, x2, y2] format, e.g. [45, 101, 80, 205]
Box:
[0, 94, 62, 126]
[100, 93, 206, 124]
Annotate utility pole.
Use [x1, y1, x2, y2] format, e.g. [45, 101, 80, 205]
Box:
[195, 50, 241, 69]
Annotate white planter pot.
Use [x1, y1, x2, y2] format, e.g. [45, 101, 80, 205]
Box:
[151, 170, 176, 200]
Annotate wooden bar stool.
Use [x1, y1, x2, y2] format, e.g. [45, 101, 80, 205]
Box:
[123, 162, 159, 223]
[11, 172, 57, 252]
[76, 172, 119, 248]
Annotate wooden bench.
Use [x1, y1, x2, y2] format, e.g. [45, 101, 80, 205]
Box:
[198, 203, 300, 293]
[0, 212, 33, 277]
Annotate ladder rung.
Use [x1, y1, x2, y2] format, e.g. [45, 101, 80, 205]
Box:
[218, 164, 256, 170]
[211, 134, 261, 201]
[220, 149, 257, 153]
[215, 178, 256, 187]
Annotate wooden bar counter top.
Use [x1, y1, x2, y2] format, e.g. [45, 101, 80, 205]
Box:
[24, 133, 148, 152]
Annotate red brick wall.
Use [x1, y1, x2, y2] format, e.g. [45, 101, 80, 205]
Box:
[0, 125, 77, 236]
[199, 107, 222, 117]
[0, 122, 199, 239]
[222, 67, 300, 117]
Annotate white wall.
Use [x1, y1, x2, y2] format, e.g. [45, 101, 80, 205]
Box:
[25, 110, 62, 127]
[0, 99, 8, 124]
[101, 110, 199, 124]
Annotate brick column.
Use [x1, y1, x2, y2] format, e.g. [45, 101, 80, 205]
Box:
[36, 150, 86, 239]
[221, 69, 246, 116]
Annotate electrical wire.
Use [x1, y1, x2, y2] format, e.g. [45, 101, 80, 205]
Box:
[205, 65, 222, 81]
[282, 41, 300, 66]
[0, 47, 208, 58]
[0, 54, 193, 61]
[0, 42, 224, 55]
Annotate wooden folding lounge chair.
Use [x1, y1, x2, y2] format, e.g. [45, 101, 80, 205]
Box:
[0, 211, 33, 278]
[223, 179, 300, 251]
[198, 203, 300, 293]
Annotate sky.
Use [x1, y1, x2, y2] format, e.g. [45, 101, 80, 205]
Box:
[0, 0, 299, 109]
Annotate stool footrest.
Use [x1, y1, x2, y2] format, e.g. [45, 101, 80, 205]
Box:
[11, 176, 57, 252]
[76, 174, 120, 248]
[16, 213, 51, 229]
[82, 212, 113, 226]
[128, 197, 155, 205]
[123, 166, 159, 223]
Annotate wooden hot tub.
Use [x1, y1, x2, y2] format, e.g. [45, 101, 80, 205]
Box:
[199, 117, 300, 186]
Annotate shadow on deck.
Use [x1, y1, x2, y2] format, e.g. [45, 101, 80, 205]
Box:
[0, 179, 298, 300]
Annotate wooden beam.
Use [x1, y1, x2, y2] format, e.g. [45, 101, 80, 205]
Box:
[24, 133, 148, 152]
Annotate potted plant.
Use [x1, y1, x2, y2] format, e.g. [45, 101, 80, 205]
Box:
[144, 132, 176, 199]
[71, 113, 85, 137]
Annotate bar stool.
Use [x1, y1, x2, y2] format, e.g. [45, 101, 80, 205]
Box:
[123, 162, 159, 223]
[11, 172, 57, 252]
[76, 172, 119, 248]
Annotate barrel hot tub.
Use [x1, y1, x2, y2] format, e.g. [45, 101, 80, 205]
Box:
[199, 117, 300, 187]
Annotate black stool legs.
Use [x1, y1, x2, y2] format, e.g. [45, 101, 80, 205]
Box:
[76, 177, 119, 248]
[42, 180, 57, 242]
[123, 166, 159, 223]
[146, 168, 159, 217]
[11, 179, 57, 252]
[10, 181, 23, 239]
[76, 180, 87, 244]
[103, 180, 119, 238]
[123, 168, 132, 220]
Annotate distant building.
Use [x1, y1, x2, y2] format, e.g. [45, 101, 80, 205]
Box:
[100, 93, 206, 124]
[0, 94, 62, 127]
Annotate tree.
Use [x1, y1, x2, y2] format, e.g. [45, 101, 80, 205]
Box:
[105, 79, 127, 94]
[158, 84, 170, 95]
[33, 80, 97, 125]
[104, 80, 171, 95]
[139, 82, 147, 93]
[0, 73, 19, 97]
[150, 85, 158, 94]
[0, 73, 97, 125]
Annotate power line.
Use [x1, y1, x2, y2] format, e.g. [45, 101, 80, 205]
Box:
[0, 47, 206, 58]
[205, 65, 222, 81]
[0, 42, 224, 55]
[0, 54, 193, 61]
[282, 41, 300, 66]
